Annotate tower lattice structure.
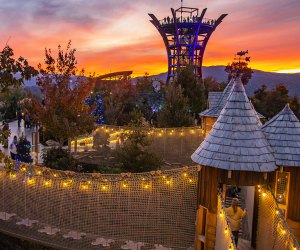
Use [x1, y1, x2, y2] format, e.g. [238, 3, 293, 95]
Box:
[149, 5, 227, 83]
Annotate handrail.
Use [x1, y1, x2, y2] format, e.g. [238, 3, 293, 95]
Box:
[159, 17, 215, 25]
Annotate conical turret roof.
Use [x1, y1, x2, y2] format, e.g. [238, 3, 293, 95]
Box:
[192, 78, 276, 172]
[262, 104, 300, 167]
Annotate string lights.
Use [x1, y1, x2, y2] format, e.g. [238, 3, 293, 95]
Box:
[43, 180, 52, 187]
[258, 188, 300, 250]
[71, 125, 204, 149]
[217, 192, 236, 250]
[3, 163, 197, 197]
[27, 178, 35, 185]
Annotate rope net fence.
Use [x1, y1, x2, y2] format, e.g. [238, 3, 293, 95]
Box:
[256, 187, 300, 250]
[0, 164, 199, 249]
[71, 125, 204, 165]
[215, 192, 236, 250]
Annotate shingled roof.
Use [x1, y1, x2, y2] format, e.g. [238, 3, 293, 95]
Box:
[201, 78, 264, 119]
[262, 104, 300, 167]
[201, 78, 235, 117]
[192, 78, 276, 172]
[208, 92, 223, 109]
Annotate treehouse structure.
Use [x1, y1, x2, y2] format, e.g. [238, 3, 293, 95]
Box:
[149, 5, 227, 83]
[192, 78, 276, 249]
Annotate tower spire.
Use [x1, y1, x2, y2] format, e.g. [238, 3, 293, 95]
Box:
[149, 4, 227, 83]
[180, 0, 183, 22]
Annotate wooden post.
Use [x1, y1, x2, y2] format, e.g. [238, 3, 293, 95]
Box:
[205, 210, 217, 249]
[68, 138, 71, 152]
[32, 131, 39, 164]
[195, 206, 206, 250]
[74, 139, 78, 153]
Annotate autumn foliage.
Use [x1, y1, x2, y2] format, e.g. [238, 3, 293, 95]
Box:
[225, 61, 253, 85]
[28, 41, 95, 145]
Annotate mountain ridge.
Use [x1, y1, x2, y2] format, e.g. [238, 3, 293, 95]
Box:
[148, 66, 300, 98]
[23, 66, 300, 98]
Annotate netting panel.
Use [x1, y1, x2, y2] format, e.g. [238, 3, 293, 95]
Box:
[256, 188, 300, 250]
[72, 125, 204, 165]
[275, 171, 289, 205]
[0, 165, 199, 249]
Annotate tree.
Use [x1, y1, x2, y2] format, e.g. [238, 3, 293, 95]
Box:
[289, 96, 300, 119]
[157, 84, 193, 127]
[225, 61, 253, 85]
[174, 66, 206, 114]
[0, 45, 37, 92]
[252, 84, 295, 119]
[135, 73, 165, 123]
[27, 41, 95, 146]
[0, 87, 26, 120]
[202, 77, 226, 98]
[114, 110, 161, 172]
[0, 45, 36, 173]
[136, 73, 154, 93]
[101, 79, 136, 125]
[42, 147, 77, 171]
[93, 130, 110, 154]
[16, 136, 33, 163]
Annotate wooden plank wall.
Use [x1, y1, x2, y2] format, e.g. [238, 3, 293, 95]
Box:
[286, 167, 300, 221]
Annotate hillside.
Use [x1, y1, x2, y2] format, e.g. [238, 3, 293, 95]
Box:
[151, 66, 300, 98]
[22, 67, 300, 98]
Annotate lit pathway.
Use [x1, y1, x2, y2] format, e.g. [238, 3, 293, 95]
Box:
[0, 120, 43, 163]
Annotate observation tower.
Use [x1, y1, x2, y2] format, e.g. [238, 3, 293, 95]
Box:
[149, 3, 227, 83]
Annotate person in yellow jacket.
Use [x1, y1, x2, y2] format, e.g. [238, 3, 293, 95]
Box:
[225, 198, 247, 246]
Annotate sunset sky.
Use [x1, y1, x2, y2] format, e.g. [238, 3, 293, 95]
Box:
[0, 0, 299, 76]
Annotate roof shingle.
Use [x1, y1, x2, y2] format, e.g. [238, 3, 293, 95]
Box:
[192, 78, 276, 172]
[262, 104, 300, 167]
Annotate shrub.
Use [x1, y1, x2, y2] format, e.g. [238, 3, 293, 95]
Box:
[114, 110, 162, 173]
[42, 147, 77, 171]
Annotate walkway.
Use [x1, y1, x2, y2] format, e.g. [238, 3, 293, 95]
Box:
[0, 120, 43, 163]
[238, 239, 254, 250]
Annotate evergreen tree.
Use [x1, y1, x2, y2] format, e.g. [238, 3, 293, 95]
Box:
[174, 66, 206, 114]
[16, 136, 33, 163]
[203, 77, 227, 98]
[115, 110, 161, 173]
[157, 84, 193, 127]
[252, 84, 300, 119]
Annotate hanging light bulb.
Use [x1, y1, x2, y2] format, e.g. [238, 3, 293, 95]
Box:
[44, 180, 51, 187]
[27, 178, 35, 185]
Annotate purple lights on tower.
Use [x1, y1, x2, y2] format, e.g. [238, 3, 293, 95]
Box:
[149, 4, 227, 83]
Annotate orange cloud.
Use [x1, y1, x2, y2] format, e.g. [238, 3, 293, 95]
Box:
[0, 0, 299, 76]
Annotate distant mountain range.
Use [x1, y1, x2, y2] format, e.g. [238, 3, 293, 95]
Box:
[149, 66, 300, 98]
[23, 66, 300, 98]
